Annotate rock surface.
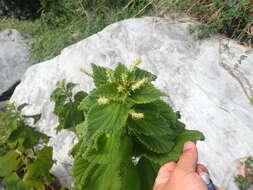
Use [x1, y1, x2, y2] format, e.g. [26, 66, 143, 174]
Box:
[10, 17, 253, 189]
[0, 29, 31, 98]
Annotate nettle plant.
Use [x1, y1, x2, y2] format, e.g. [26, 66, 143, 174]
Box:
[51, 59, 205, 190]
[0, 104, 56, 190]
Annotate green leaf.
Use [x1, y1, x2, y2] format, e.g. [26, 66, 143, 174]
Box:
[23, 147, 54, 184]
[134, 132, 175, 154]
[113, 63, 129, 81]
[70, 139, 84, 157]
[0, 150, 21, 177]
[92, 64, 109, 87]
[130, 84, 166, 104]
[2, 173, 27, 190]
[75, 121, 88, 137]
[66, 82, 77, 91]
[72, 144, 91, 189]
[50, 87, 67, 107]
[56, 102, 84, 132]
[85, 102, 131, 144]
[155, 100, 178, 123]
[128, 103, 174, 136]
[78, 90, 97, 111]
[120, 162, 140, 190]
[137, 158, 158, 190]
[22, 114, 41, 124]
[135, 68, 157, 81]
[155, 100, 185, 133]
[88, 83, 128, 101]
[73, 134, 133, 190]
[176, 129, 205, 145]
[136, 130, 205, 165]
[17, 103, 28, 111]
[85, 133, 119, 164]
[74, 91, 88, 102]
[8, 125, 49, 149]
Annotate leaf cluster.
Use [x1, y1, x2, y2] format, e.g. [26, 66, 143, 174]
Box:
[51, 60, 204, 190]
[0, 103, 55, 190]
[50, 80, 87, 132]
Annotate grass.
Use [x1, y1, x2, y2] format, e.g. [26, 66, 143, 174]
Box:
[166, 0, 253, 47]
[0, 0, 162, 64]
[2, 0, 251, 64]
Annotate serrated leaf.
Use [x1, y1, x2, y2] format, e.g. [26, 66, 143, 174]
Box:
[128, 103, 174, 136]
[136, 130, 205, 165]
[66, 82, 77, 91]
[8, 125, 49, 149]
[50, 87, 67, 107]
[84, 163, 122, 190]
[87, 83, 128, 101]
[23, 147, 54, 184]
[73, 133, 133, 190]
[85, 102, 131, 144]
[2, 173, 27, 190]
[137, 158, 158, 190]
[134, 132, 175, 154]
[74, 91, 88, 102]
[85, 133, 119, 164]
[0, 150, 21, 177]
[78, 90, 97, 111]
[155, 100, 178, 123]
[130, 84, 166, 104]
[155, 100, 185, 133]
[92, 64, 109, 87]
[75, 121, 88, 137]
[1, 119, 18, 141]
[135, 68, 157, 81]
[114, 63, 129, 80]
[70, 139, 84, 157]
[72, 150, 92, 189]
[56, 102, 84, 132]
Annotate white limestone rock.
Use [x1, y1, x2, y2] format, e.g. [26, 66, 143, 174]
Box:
[10, 17, 253, 189]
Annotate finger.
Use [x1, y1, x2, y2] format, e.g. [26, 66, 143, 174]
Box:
[154, 162, 176, 186]
[197, 164, 223, 190]
[197, 164, 209, 175]
[176, 141, 198, 172]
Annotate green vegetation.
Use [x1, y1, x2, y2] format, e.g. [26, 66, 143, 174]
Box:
[167, 0, 253, 47]
[0, 104, 59, 190]
[235, 157, 253, 190]
[0, 60, 204, 190]
[0, 0, 162, 63]
[1, 0, 252, 63]
[51, 60, 205, 190]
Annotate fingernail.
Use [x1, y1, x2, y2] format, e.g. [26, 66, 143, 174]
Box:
[183, 141, 194, 151]
[199, 172, 210, 184]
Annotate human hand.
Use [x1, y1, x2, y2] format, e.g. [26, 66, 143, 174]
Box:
[153, 141, 211, 190]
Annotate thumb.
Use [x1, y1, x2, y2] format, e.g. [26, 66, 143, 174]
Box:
[176, 141, 198, 172]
